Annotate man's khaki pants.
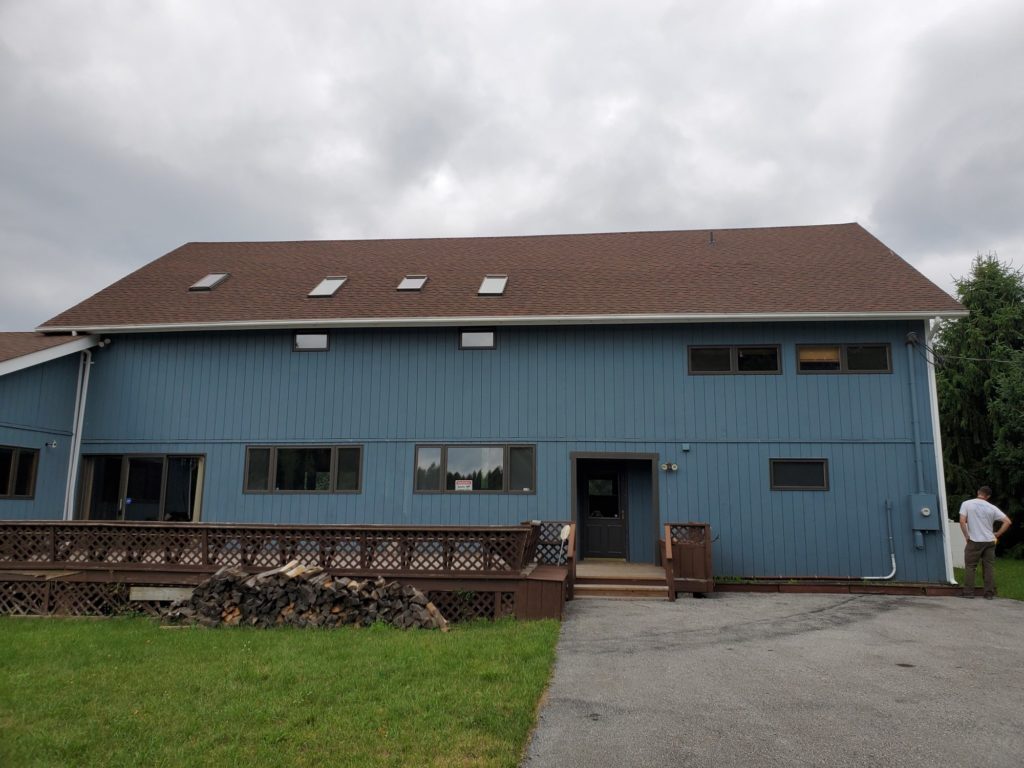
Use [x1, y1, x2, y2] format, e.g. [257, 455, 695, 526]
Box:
[963, 540, 996, 597]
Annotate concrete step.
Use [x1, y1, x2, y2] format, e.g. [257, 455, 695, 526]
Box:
[574, 583, 670, 599]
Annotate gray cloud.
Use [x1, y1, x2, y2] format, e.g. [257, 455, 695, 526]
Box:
[1, 0, 1019, 329]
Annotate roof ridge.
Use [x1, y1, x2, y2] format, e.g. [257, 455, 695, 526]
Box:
[180, 222, 862, 248]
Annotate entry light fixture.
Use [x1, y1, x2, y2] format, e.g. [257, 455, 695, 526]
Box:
[659, 463, 679, 472]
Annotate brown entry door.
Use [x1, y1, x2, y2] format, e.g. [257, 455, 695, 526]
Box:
[583, 469, 627, 558]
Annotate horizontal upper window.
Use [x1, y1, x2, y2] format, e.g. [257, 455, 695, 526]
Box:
[415, 444, 535, 493]
[308, 276, 347, 297]
[189, 273, 229, 291]
[245, 446, 362, 493]
[460, 330, 495, 349]
[294, 332, 329, 351]
[797, 344, 891, 373]
[0, 446, 39, 499]
[770, 459, 829, 490]
[689, 345, 781, 374]
[398, 275, 428, 291]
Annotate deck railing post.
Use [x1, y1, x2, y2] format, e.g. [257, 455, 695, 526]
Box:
[202, 528, 209, 567]
[49, 526, 57, 564]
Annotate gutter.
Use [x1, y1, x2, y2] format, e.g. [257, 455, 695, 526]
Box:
[37, 310, 969, 335]
[63, 350, 92, 520]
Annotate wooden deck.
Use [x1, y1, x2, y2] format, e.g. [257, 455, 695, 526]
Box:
[0, 521, 575, 621]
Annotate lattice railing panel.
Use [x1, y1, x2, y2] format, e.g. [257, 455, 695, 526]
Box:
[0, 582, 48, 615]
[49, 582, 131, 616]
[669, 524, 708, 545]
[427, 590, 498, 623]
[0, 525, 53, 563]
[532, 521, 573, 565]
[499, 591, 516, 618]
[0, 522, 532, 576]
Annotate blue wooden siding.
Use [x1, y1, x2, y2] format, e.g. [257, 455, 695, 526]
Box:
[0, 354, 79, 519]
[76, 320, 947, 581]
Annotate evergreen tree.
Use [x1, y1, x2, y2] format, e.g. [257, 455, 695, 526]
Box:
[934, 254, 1024, 550]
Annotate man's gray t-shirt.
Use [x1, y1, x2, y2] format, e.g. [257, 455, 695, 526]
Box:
[959, 498, 1008, 543]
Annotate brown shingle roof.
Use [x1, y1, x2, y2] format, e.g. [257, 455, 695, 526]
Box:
[38, 223, 964, 331]
[0, 333, 82, 364]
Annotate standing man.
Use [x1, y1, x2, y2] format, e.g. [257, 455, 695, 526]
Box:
[959, 486, 1012, 599]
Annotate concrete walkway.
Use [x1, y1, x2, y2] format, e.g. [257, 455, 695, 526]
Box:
[523, 594, 1024, 768]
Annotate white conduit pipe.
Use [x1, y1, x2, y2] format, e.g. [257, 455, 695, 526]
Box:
[862, 500, 897, 580]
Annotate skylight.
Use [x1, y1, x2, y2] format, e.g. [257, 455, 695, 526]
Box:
[189, 273, 229, 291]
[308, 276, 347, 298]
[398, 275, 428, 291]
[478, 275, 508, 295]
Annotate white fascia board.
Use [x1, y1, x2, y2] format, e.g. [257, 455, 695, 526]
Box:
[0, 336, 100, 378]
[37, 310, 969, 334]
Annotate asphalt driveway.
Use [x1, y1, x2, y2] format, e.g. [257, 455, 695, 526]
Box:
[523, 593, 1024, 767]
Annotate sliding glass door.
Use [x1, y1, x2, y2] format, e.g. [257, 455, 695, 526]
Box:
[79, 454, 204, 522]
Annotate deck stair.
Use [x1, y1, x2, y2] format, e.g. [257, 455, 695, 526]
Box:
[574, 561, 670, 600]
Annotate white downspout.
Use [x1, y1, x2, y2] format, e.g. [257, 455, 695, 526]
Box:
[925, 320, 957, 584]
[63, 350, 92, 520]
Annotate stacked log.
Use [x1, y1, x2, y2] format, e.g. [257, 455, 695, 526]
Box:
[163, 560, 449, 631]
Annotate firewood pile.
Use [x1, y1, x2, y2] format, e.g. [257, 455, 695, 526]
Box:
[163, 559, 449, 631]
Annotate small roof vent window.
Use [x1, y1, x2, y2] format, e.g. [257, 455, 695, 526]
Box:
[308, 276, 347, 298]
[398, 275, 428, 291]
[478, 274, 508, 295]
[189, 273, 229, 291]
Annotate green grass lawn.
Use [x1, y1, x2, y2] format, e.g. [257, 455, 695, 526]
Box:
[954, 557, 1024, 600]
[0, 617, 560, 768]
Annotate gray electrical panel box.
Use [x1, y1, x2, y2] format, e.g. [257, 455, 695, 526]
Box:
[909, 493, 940, 531]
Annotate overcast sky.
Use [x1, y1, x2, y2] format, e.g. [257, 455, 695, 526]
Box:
[1, 0, 1021, 330]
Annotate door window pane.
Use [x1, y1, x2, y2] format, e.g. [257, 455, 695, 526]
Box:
[13, 450, 37, 497]
[0, 447, 11, 496]
[508, 446, 535, 492]
[446, 446, 504, 491]
[336, 447, 361, 491]
[124, 457, 164, 521]
[846, 344, 890, 372]
[86, 455, 123, 520]
[737, 347, 779, 372]
[690, 347, 732, 373]
[246, 448, 271, 491]
[165, 457, 201, 521]
[415, 446, 442, 491]
[798, 346, 841, 371]
[276, 448, 332, 491]
[587, 474, 620, 518]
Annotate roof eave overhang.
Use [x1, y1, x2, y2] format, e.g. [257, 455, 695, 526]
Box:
[36, 311, 969, 335]
[0, 335, 100, 378]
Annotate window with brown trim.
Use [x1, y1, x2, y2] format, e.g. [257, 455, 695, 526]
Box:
[770, 459, 829, 490]
[689, 345, 781, 374]
[797, 343, 891, 373]
[414, 444, 535, 493]
[244, 445, 362, 493]
[0, 446, 39, 499]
